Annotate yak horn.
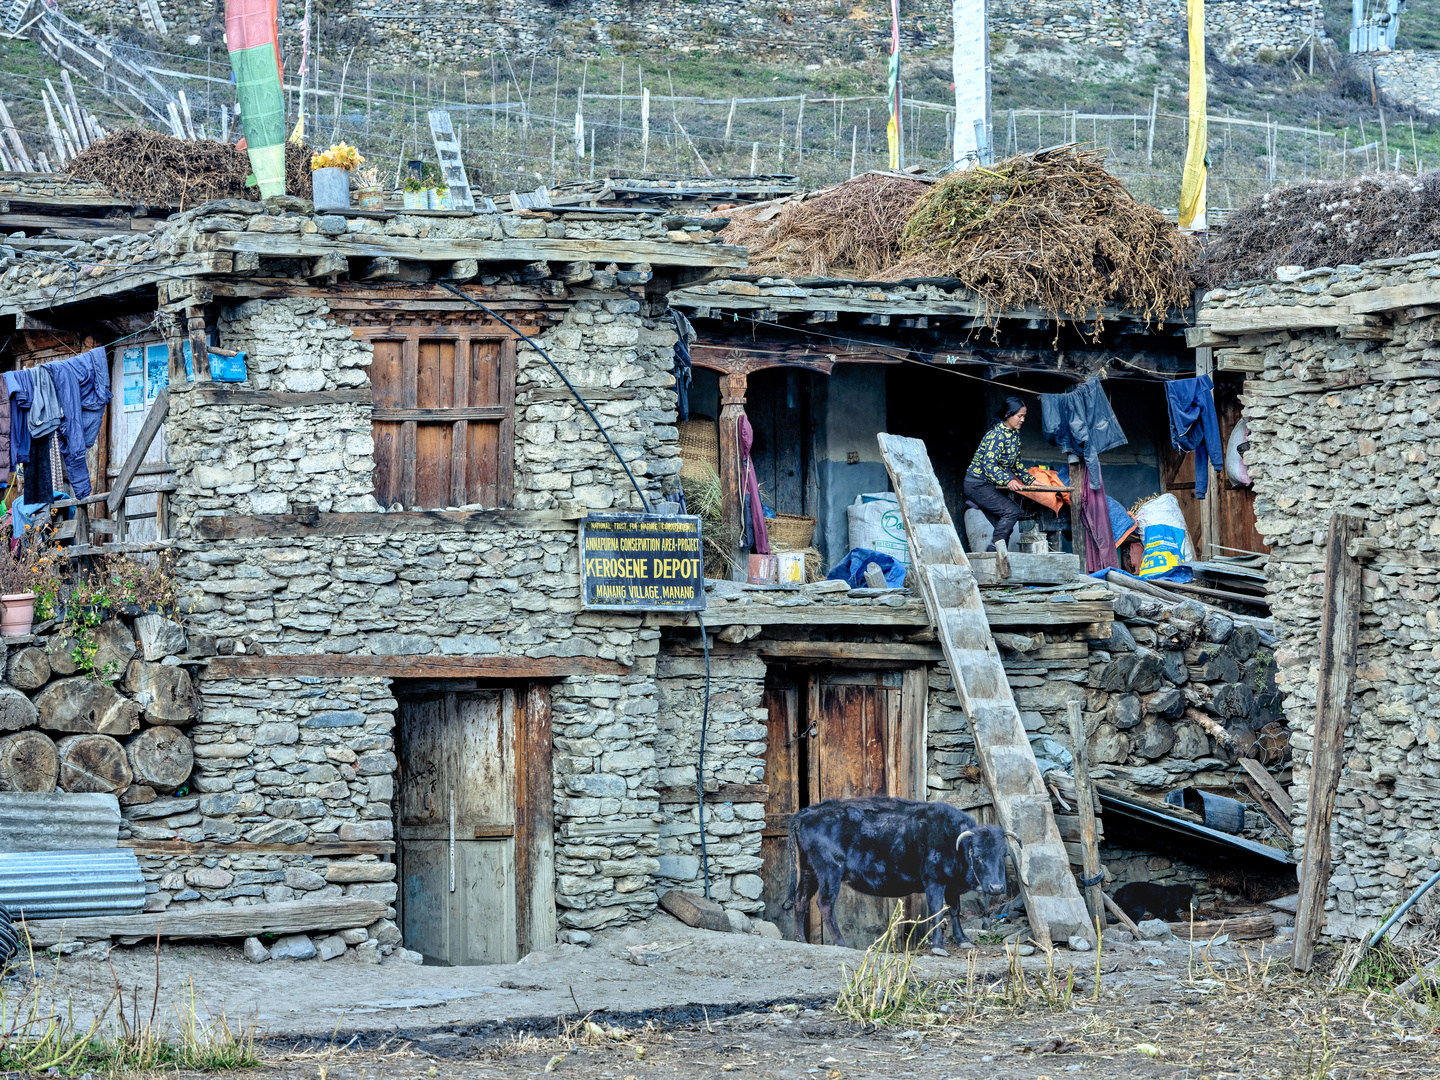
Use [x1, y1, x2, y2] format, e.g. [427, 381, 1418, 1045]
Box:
[1005, 829, 1024, 849]
[955, 829, 975, 851]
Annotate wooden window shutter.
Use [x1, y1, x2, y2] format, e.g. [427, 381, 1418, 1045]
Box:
[366, 327, 515, 510]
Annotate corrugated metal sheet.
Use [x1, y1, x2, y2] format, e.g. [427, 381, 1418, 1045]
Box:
[0, 849, 145, 920]
[0, 793, 121, 853]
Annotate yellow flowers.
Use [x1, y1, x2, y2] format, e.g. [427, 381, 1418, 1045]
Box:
[311, 143, 363, 171]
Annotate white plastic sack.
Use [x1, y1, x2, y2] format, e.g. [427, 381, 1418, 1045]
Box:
[1225, 420, 1252, 486]
[847, 492, 910, 570]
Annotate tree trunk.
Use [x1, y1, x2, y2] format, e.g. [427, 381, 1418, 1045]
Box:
[121, 662, 197, 725]
[56, 733, 132, 795]
[0, 687, 38, 732]
[6, 646, 50, 690]
[34, 677, 140, 736]
[0, 730, 58, 792]
[125, 727, 193, 793]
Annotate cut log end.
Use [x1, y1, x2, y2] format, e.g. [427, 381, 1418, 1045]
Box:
[0, 730, 59, 792]
[56, 732, 132, 795]
[125, 726, 193, 793]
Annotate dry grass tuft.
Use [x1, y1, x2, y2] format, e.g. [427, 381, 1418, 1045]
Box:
[65, 128, 315, 209]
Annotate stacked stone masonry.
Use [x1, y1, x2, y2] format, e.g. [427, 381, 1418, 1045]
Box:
[1203, 253, 1440, 939]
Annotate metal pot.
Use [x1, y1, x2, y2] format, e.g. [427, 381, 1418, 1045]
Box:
[312, 166, 350, 211]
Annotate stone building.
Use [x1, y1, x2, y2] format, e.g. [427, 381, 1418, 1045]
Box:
[0, 175, 1308, 964]
[1198, 257, 1440, 942]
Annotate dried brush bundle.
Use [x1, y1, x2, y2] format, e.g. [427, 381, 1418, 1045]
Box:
[892, 146, 1198, 330]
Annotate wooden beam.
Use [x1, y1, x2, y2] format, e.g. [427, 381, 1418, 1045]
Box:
[186, 386, 370, 407]
[1239, 756, 1295, 818]
[1068, 701, 1105, 929]
[655, 783, 770, 804]
[515, 683, 556, 957]
[969, 551, 1082, 586]
[22, 897, 387, 945]
[1201, 307, 1351, 335]
[206, 653, 630, 680]
[718, 371, 748, 581]
[647, 597, 1111, 630]
[106, 389, 167, 514]
[1243, 776, 1294, 835]
[193, 508, 582, 540]
[1101, 890, 1142, 936]
[753, 641, 944, 662]
[1292, 512, 1365, 973]
[203, 230, 748, 270]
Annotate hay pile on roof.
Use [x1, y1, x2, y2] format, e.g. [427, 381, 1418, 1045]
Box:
[718, 146, 1197, 326]
[719, 173, 928, 278]
[1204, 172, 1440, 286]
[65, 128, 315, 209]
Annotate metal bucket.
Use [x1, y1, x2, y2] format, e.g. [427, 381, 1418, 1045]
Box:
[1166, 787, 1245, 834]
[312, 166, 350, 211]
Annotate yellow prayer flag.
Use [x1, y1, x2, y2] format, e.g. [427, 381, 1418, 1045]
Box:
[1178, 0, 1207, 230]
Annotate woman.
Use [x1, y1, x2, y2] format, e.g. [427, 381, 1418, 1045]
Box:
[964, 396, 1033, 552]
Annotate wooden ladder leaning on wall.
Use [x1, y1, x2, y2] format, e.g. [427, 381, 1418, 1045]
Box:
[877, 432, 1092, 949]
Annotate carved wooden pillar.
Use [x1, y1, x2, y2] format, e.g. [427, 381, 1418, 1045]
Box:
[718, 371, 749, 581]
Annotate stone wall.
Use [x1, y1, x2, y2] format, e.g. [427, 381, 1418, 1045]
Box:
[1203, 254, 1440, 940]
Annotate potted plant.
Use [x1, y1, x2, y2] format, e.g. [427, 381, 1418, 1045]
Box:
[401, 174, 427, 211]
[355, 167, 384, 211]
[310, 143, 364, 212]
[0, 524, 62, 637]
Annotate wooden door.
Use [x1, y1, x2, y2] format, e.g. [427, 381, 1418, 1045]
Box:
[396, 685, 553, 965]
[109, 341, 172, 543]
[366, 327, 516, 511]
[760, 670, 802, 930]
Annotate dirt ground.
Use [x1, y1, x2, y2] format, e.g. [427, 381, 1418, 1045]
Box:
[13, 916, 1440, 1078]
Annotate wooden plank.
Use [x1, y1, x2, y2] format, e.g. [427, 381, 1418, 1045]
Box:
[969, 551, 1083, 586]
[646, 606, 933, 629]
[1215, 350, 1265, 374]
[1167, 913, 1278, 941]
[900, 667, 928, 801]
[754, 641, 944, 662]
[120, 839, 395, 855]
[1202, 306, 1351, 335]
[1243, 776, 1293, 835]
[207, 653, 629, 679]
[186, 386, 371, 407]
[1102, 890, 1142, 936]
[1292, 512, 1365, 973]
[1068, 701, 1104, 930]
[1239, 756, 1295, 818]
[205, 230, 748, 270]
[106, 389, 167, 514]
[760, 674, 801, 928]
[877, 432, 1091, 949]
[515, 683, 556, 956]
[192, 508, 582, 539]
[656, 783, 771, 804]
[24, 898, 387, 945]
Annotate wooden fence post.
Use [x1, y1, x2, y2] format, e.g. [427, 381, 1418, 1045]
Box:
[1292, 513, 1365, 972]
[1068, 701, 1104, 930]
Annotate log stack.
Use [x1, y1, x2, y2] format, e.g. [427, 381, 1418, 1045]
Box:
[0, 615, 200, 802]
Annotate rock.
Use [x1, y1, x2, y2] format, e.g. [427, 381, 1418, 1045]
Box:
[122, 662, 198, 724]
[1170, 722, 1210, 760]
[339, 927, 370, 945]
[269, 933, 317, 960]
[627, 944, 660, 965]
[35, 678, 139, 735]
[91, 620, 136, 676]
[1102, 621, 1136, 653]
[1162, 650, 1189, 685]
[724, 909, 751, 934]
[1099, 656, 1137, 692]
[1137, 919, 1177, 942]
[367, 918, 403, 946]
[1131, 716, 1176, 759]
[354, 939, 382, 964]
[1111, 592, 1139, 619]
[284, 867, 326, 891]
[325, 861, 395, 883]
[732, 873, 764, 900]
[315, 935, 348, 961]
[1107, 693, 1142, 731]
[1202, 611, 1235, 644]
[1015, 943, 1036, 956]
[1106, 929, 1135, 943]
[751, 919, 783, 939]
[242, 936, 270, 963]
[391, 947, 423, 965]
[0, 687, 38, 732]
[7, 646, 49, 689]
[659, 889, 730, 932]
[134, 615, 187, 661]
[1170, 600, 1207, 625]
[656, 855, 701, 880]
[1143, 687, 1185, 719]
[1067, 935, 1093, 951]
[557, 929, 592, 946]
[1087, 723, 1130, 765]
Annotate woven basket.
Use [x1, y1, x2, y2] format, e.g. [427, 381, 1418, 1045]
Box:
[767, 513, 817, 551]
[678, 417, 719, 483]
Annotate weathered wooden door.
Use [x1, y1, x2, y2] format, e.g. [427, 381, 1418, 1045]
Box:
[760, 666, 927, 948]
[396, 685, 555, 965]
[108, 341, 172, 543]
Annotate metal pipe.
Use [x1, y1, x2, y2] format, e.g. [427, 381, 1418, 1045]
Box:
[1363, 867, 1440, 954]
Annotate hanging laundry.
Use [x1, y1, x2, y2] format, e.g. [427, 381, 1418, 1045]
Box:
[737, 414, 770, 555]
[5, 369, 33, 468]
[1078, 467, 1120, 573]
[28, 366, 64, 441]
[1039, 376, 1127, 490]
[43, 347, 112, 499]
[670, 310, 695, 422]
[21, 434, 52, 508]
[1165, 373, 1223, 498]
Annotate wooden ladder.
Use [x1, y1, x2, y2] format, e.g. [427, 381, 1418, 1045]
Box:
[878, 433, 1092, 949]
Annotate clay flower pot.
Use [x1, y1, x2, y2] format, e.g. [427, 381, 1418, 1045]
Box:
[0, 592, 37, 637]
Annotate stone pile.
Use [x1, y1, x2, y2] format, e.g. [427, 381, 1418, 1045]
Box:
[0, 614, 202, 808]
[1203, 255, 1440, 938]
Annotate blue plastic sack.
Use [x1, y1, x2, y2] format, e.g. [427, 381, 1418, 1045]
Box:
[826, 548, 907, 589]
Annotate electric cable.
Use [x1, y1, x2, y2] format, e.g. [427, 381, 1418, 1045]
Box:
[696, 612, 711, 900]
